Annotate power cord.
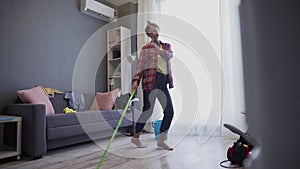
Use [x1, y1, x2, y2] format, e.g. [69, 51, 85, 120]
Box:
[220, 160, 242, 168]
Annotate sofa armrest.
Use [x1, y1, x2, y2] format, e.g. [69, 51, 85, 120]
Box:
[2, 104, 47, 158]
[128, 98, 140, 127]
[128, 98, 139, 111]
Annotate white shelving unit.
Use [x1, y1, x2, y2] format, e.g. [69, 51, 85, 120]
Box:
[107, 27, 132, 94]
[0, 115, 22, 160]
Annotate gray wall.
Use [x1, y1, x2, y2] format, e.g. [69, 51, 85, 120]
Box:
[0, 0, 136, 111]
[240, 0, 300, 168]
[116, 2, 138, 53]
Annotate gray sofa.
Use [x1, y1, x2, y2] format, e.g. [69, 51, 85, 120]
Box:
[1, 93, 135, 159]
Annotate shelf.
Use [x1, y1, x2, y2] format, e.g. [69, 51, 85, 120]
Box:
[108, 43, 120, 49]
[0, 145, 15, 151]
[0, 151, 19, 159]
[107, 27, 131, 94]
[108, 58, 121, 62]
[0, 117, 15, 122]
[0, 144, 19, 160]
[109, 76, 121, 79]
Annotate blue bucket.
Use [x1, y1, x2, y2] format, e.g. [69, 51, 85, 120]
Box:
[152, 120, 167, 140]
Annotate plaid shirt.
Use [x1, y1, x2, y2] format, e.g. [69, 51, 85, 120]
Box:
[133, 41, 174, 91]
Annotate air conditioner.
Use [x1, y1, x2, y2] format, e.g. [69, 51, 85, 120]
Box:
[80, 0, 118, 22]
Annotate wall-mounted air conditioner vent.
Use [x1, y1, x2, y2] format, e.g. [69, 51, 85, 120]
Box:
[80, 0, 118, 22]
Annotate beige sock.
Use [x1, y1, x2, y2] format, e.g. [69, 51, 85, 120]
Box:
[157, 132, 173, 151]
[131, 137, 148, 148]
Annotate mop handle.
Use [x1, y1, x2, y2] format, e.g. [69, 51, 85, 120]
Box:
[97, 90, 136, 169]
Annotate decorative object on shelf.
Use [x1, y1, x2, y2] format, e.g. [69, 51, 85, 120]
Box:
[110, 79, 115, 86]
[127, 55, 136, 64]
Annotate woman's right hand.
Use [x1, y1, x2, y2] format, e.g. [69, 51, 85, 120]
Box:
[151, 42, 159, 48]
[132, 80, 138, 91]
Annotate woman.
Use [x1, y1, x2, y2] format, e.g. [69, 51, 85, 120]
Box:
[131, 21, 174, 151]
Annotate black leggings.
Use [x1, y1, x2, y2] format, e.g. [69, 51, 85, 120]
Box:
[135, 72, 174, 133]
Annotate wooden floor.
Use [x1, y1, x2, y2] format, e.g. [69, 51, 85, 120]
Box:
[0, 134, 242, 169]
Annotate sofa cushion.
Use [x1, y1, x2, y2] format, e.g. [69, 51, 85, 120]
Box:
[46, 113, 79, 128]
[17, 86, 55, 115]
[50, 93, 68, 114]
[46, 110, 133, 140]
[46, 110, 121, 128]
[47, 124, 86, 141]
[46, 110, 133, 141]
[90, 88, 120, 110]
[47, 110, 129, 128]
[115, 94, 130, 109]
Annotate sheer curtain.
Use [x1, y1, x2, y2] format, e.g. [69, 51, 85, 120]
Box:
[159, 0, 222, 142]
[220, 0, 248, 138]
[136, 0, 246, 141]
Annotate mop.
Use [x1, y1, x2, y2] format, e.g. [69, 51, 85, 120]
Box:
[97, 90, 136, 169]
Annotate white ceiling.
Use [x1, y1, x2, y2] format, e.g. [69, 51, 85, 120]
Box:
[105, 0, 137, 6]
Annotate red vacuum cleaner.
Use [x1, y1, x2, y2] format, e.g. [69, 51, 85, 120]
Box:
[220, 124, 258, 168]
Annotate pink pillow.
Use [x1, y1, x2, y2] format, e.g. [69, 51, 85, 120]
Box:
[90, 88, 120, 110]
[17, 86, 55, 116]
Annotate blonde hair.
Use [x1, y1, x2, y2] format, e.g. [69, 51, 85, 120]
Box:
[145, 21, 160, 34]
